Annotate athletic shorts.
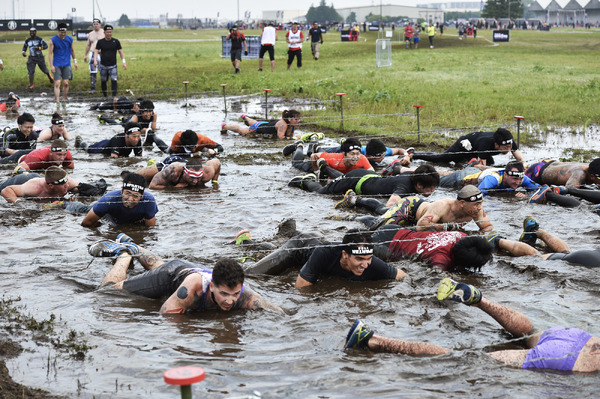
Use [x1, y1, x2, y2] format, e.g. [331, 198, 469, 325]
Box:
[249, 121, 269, 133]
[404, 36, 412, 41]
[259, 45, 274, 61]
[380, 195, 425, 226]
[525, 159, 555, 185]
[157, 155, 186, 171]
[230, 49, 242, 62]
[523, 326, 591, 371]
[88, 51, 99, 73]
[27, 55, 49, 75]
[99, 64, 118, 82]
[413, 37, 420, 43]
[54, 66, 73, 80]
[440, 167, 479, 188]
[547, 250, 600, 267]
[122, 259, 195, 298]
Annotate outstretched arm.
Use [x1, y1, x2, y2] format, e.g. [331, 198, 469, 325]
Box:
[239, 286, 284, 313]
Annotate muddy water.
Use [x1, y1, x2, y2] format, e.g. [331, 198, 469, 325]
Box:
[0, 96, 598, 398]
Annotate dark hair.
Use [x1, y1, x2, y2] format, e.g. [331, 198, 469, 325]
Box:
[589, 158, 600, 176]
[51, 139, 68, 150]
[17, 112, 35, 125]
[212, 258, 245, 289]
[282, 109, 301, 124]
[504, 160, 524, 173]
[410, 164, 440, 189]
[340, 137, 362, 154]
[365, 139, 386, 156]
[57, 22, 68, 31]
[45, 166, 68, 184]
[493, 128, 513, 145]
[342, 229, 373, 255]
[104, 24, 114, 31]
[451, 236, 493, 273]
[180, 130, 199, 147]
[51, 112, 62, 123]
[139, 99, 154, 112]
[122, 172, 147, 188]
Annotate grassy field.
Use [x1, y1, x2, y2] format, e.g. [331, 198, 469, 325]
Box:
[0, 27, 599, 142]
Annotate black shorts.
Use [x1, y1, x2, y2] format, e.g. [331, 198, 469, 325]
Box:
[259, 45, 274, 61]
[230, 49, 242, 62]
[122, 259, 196, 298]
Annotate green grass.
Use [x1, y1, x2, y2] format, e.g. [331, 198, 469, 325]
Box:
[1, 27, 599, 141]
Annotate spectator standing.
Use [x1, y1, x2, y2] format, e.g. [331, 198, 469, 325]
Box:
[22, 27, 53, 90]
[258, 22, 276, 72]
[93, 24, 126, 97]
[286, 21, 304, 70]
[308, 22, 323, 60]
[48, 22, 77, 103]
[83, 18, 104, 93]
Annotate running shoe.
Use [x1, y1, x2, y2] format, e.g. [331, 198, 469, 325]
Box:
[551, 185, 568, 195]
[228, 230, 252, 245]
[28, 85, 34, 91]
[317, 158, 329, 178]
[116, 233, 134, 244]
[381, 159, 401, 177]
[282, 140, 303, 157]
[485, 230, 505, 250]
[307, 136, 320, 157]
[344, 319, 374, 349]
[300, 132, 324, 143]
[405, 147, 414, 156]
[436, 278, 482, 305]
[465, 158, 480, 168]
[334, 189, 357, 209]
[220, 123, 227, 134]
[325, 214, 357, 221]
[519, 216, 539, 246]
[74, 135, 82, 148]
[97, 114, 106, 124]
[42, 200, 64, 210]
[288, 173, 316, 188]
[88, 240, 139, 257]
[528, 185, 550, 204]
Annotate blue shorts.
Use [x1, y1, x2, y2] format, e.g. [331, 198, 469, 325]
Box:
[523, 326, 591, 371]
[249, 121, 268, 132]
[413, 37, 420, 44]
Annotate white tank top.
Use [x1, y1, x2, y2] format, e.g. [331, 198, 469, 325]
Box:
[287, 29, 302, 50]
[261, 26, 276, 46]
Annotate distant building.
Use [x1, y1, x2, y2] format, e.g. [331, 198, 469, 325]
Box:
[528, 0, 599, 25]
[416, 2, 483, 13]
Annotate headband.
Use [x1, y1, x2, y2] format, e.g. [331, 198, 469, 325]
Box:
[345, 145, 361, 152]
[505, 170, 524, 178]
[126, 127, 141, 134]
[48, 175, 68, 185]
[346, 244, 374, 256]
[93, 18, 101, 23]
[184, 167, 204, 179]
[51, 146, 67, 152]
[52, 119, 64, 126]
[122, 182, 145, 194]
[498, 139, 512, 145]
[458, 192, 483, 202]
[58, 27, 67, 31]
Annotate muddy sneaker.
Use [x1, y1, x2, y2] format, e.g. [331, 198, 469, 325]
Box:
[437, 278, 482, 305]
[381, 159, 402, 177]
[519, 216, 539, 246]
[405, 147, 414, 156]
[307, 136, 321, 157]
[88, 240, 139, 257]
[485, 230, 505, 250]
[288, 173, 316, 188]
[300, 132, 324, 143]
[334, 189, 357, 209]
[42, 200, 64, 210]
[282, 140, 303, 156]
[97, 114, 106, 124]
[228, 230, 252, 245]
[465, 158, 480, 168]
[75, 135, 82, 148]
[551, 185, 568, 195]
[116, 233, 134, 244]
[317, 158, 329, 178]
[344, 319, 374, 349]
[220, 123, 227, 134]
[326, 214, 357, 221]
[528, 185, 550, 204]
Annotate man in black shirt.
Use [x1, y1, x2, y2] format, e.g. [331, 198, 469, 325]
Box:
[411, 128, 525, 166]
[78, 122, 142, 158]
[245, 230, 407, 289]
[93, 24, 126, 97]
[226, 25, 247, 74]
[22, 27, 53, 90]
[0, 112, 39, 164]
[308, 22, 323, 60]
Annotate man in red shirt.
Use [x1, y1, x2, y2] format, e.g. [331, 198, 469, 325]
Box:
[16, 139, 73, 172]
[168, 130, 223, 157]
[312, 137, 373, 175]
[404, 23, 414, 49]
[226, 25, 247, 74]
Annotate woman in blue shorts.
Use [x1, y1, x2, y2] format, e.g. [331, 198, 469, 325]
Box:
[221, 109, 301, 139]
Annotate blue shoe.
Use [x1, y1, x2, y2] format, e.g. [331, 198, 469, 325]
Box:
[88, 240, 139, 257]
[344, 319, 374, 349]
[437, 278, 482, 305]
[551, 185, 568, 195]
[485, 231, 505, 250]
[519, 216, 539, 246]
[116, 233, 134, 244]
[528, 185, 550, 204]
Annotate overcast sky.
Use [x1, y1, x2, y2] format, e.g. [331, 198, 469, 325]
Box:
[0, 1, 579, 22]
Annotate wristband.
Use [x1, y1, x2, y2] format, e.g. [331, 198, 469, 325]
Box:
[122, 59, 126, 63]
[73, 58, 77, 62]
[212, 180, 218, 183]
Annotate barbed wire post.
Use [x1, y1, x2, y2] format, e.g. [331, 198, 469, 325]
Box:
[514, 115, 524, 147]
[220, 83, 228, 114]
[182, 81, 190, 108]
[263, 88, 270, 120]
[413, 105, 423, 143]
[336, 93, 346, 129]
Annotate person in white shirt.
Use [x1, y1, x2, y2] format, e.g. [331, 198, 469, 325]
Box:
[258, 22, 277, 72]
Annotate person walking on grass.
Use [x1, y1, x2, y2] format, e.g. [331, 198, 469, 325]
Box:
[48, 22, 77, 103]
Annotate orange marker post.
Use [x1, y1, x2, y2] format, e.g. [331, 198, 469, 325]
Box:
[413, 105, 423, 143]
[164, 366, 206, 399]
[514, 115, 524, 147]
[336, 93, 346, 128]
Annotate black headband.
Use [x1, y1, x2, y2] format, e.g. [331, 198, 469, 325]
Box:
[122, 182, 145, 194]
[497, 138, 512, 145]
[52, 119, 64, 125]
[458, 192, 483, 202]
[505, 170, 524, 178]
[346, 244, 374, 256]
